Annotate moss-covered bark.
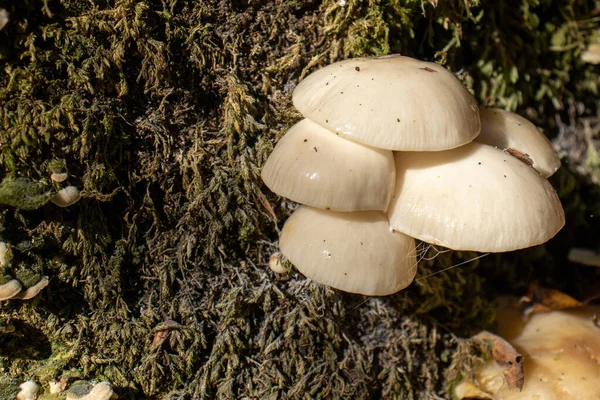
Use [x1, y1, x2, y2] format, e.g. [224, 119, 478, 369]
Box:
[0, 0, 598, 398]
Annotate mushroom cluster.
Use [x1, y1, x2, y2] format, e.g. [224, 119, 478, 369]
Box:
[261, 55, 565, 296]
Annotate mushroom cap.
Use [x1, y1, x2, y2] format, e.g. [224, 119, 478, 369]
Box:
[51, 186, 81, 207]
[12, 276, 49, 300]
[17, 380, 40, 400]
[279, 206, 417, 295]
[292, 55, 480, 151]
[497, 303, 600, 400]
[477, 107, 561, 177]
[51, 172, 68, 183]
[0, 279, 22, 300]
[261, 118, 395, 211]
[0, 241, 9, 267]
[268, 253, 287, 274]
[66, 382, 115, 400]
[456, 304, 600, 400]
[387, 142, 565, 252]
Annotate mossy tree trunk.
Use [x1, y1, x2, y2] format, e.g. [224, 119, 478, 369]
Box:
[0, 0, 598, 398]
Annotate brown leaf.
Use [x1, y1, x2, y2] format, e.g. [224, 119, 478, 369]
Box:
[151, 319, 180, 348]
[519, 282, 583, 317]
[474, 331, 524, 390]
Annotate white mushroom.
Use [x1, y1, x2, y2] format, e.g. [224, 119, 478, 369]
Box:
[49, 379, 65, 394]
[66, 382, 117, 400]
[293, 55, 480, 151]
[261, 118, 395, 211]
[16, 380, 40, 400]
[582, 43, 600, 64]
[477, 107, 561, 177]
[387, 142, 565, 252]
[0, 279, 22, 301]
[12, 276, 49, 300]
[268, 253, 287, 274]
[51, 186, 81, 207]
[279, 206, 417, 295]
[0, 241, 10, 267]
[50, 172, 68, 183]
[0, 9, 8, 31]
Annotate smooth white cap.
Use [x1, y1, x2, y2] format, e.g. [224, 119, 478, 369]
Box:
[477, 107, 561, 177]
[387, 142, 565, 252]
[0, 279, 22, 300]
[0, 242, 8, 267]
[293, 55, 480, 150]
[67, 382, 117, 400]
[17, 381, 40, 400]
[261, 118, 395, 211]
[12, 276, 49, 300]
[51, 186, 81, 207]
[280, 206, 417, 295]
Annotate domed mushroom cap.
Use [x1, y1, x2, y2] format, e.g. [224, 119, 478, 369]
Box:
[261, 118, 395, 211]
[280, 206, 417, 295]
[292, 55, 480, 151]
[17, 380, 40, 400]
[51, 186, 81, 207]
[0, 279, 22, 301]
[477, 107, 561, 177]
[387, 142, 565, 252]
[12, 276, 49, 300]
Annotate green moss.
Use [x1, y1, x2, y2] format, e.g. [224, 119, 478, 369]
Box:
[0, 178, 53, 210]
[14, 268, 41, 288]
[444, 336, 493, 399]
[0, 274, 12, 285]
[0, 0, 597, 398]
[0, 376, 20, 399]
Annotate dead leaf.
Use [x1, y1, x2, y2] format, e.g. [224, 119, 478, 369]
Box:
[151, 320, 180, 348]
[519, 282, 583, 318]
[474, 331, 524, 390]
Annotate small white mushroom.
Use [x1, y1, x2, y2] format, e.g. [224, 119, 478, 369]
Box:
[0, 241, 10, 267]
[477, 107, 561, 177]
[0, 279, 22, 300]
[0, 9, 8, 31]
[582, 43, 600, 64]
[16, 380, 40, 400]
[261, 118, 395, 211]
[12, 276, 49, 300]
[50, 172, 68, 183]
[293, 55, 480, 151]
[66, 382, 117, 400]
[280, 206, 417, 295]
[268, 253, 287, 274]
[387, 142, 565, 252]
[49, 380, 65, 394]
[51, 186, 81, 207]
